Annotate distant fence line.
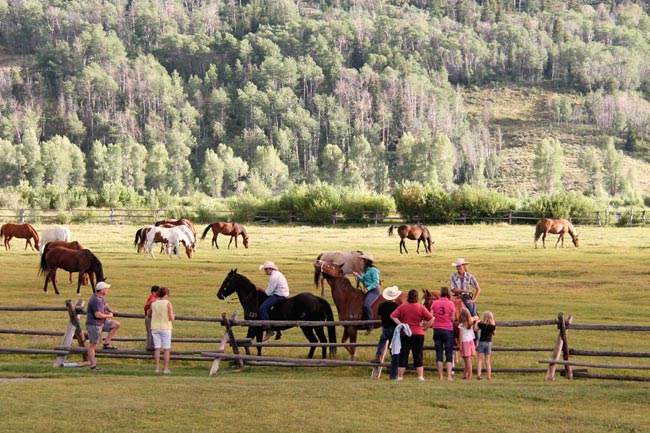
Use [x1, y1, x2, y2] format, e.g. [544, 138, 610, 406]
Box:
[0, 207, 649, 226]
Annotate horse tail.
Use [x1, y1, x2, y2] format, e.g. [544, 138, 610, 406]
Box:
[320, 298, 337, 358]
[388, 225, 395, 236]
[134, 228, 142, 247]
[39, 245, 49, 275]
[201, 223, 213, 240]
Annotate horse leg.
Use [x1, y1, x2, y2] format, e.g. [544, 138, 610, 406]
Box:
[214, 233, 219, 249]
[341, 327, 353, 357]
[247, 326, 263, 356]
[400, 239, 407, 254]
[349, 328, 359, 361]
[300, 326, 319, 359]
[47, 269, 60, 296]
[556, 233, 563, 248]
[542, 232, 547, 249]
[416, 239, 421, 254]
[314, 326, 329, 359]
[6, 235, 12, 250]
[76, 273, 84, 296]
[227, 236, 234, 249]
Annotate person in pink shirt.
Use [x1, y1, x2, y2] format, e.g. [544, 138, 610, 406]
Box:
[432, 286, 456, 381]
[390, 289, 434, 381]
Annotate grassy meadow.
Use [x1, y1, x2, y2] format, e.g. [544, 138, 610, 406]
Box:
[1, 223, 650, 433]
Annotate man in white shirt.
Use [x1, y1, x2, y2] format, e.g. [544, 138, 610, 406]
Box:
[256, 260, 290, 342]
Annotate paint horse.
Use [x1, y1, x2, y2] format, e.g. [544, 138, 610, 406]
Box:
[534, 218, 579, 249]
[314, 259, 407, 360]
[217, 269, 337, 359]
[388, 224, 433, 254]
[143, 226, 195, 259]
[1, 222, 39, 251]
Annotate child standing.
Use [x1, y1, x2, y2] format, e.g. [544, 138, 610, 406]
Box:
[458, 308, 477, 380]
[476, 311, 496, 380]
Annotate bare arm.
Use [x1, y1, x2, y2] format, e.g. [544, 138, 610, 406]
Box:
[167, 302, 175, 321]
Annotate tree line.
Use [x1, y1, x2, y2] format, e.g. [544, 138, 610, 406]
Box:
[0, 0, 649, 210]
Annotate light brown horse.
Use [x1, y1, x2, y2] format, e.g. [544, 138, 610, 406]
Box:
[201, 222, 249, 249]
[313, 251, 366, 297]
[534, 218, 579, 249]
[1, 222, 40, 251]
[314, 259, 407, 360]
[388, 224, 433, 254]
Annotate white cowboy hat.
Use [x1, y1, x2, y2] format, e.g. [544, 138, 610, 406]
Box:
[359, 253, 374, 262]
[382, 286, 402, 301]
[451, 258, 470, 267]
[95, 281, 111, 292]
[259, 260, 278, 271]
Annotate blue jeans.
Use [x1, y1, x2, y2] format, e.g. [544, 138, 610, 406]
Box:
[375, 327, 399, 379]
[259, 295, 287, 321]
[363, 289, 381, 323]
[434, 328, 455, 364]
[460, 295, 478, 317]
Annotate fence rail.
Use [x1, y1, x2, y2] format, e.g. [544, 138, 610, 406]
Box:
[1, 207, 650, 226]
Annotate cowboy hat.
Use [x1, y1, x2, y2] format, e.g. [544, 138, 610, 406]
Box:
[451, 258, 470, 267]
[382, 286, 402, 301]
[359, 253, 374, 262]
[259, 260, 278, 271]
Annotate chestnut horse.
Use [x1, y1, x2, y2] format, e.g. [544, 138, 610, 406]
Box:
[43, 240, 85, 283]
[217, 269, 336, 359]
[534, 218, 579, 249]
[39, 246, 105, 295]
[313, 251, 366, 297]
[388, 224, 433, 254]
[314, 259, 407, 360]
[1, 223, 40, 251]
[201, 222, 249, 249]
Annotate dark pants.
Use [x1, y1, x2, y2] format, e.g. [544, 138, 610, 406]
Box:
[459, 294, 478, 317]
[375, 327, 399, 379]
[398, 334, 425, 368]
[434, 328, 455, 363]
[259, 295, 287, 322]
[363, 289, 381, 323]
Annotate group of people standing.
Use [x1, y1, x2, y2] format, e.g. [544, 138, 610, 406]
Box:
[372, 258, 496, 381]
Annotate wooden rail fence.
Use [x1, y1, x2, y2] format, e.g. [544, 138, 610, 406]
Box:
[1, 305, 649, 380]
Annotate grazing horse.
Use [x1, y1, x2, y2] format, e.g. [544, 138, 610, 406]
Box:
[155, 218, 197, 245]
[39, 225, 72, 254]
[388, 224, 433, 254]
[534, 218, 580, 249]
[39, 247, 105, 295]
[314, 259, 407, 360]
[143, 226, 194, 259]
[201, 222, 249, 249]
[313, 251, 366, 297]
[217, 269, 337, 359]
[1, 223, 39, 251]
[43, 240, 86, 283]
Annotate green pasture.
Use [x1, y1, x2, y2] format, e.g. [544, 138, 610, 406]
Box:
[1, 223, 649, 433]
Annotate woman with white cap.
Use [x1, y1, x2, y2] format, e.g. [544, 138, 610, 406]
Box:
[352, 253, 381, 335]
[450, 258, 481, 318]
[256, 260, 290, 342]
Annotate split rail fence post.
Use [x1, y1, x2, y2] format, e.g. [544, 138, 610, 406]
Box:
[53, 300, 87, 367]
[545, 312, 573, 380]
[209, 311, 240, 375]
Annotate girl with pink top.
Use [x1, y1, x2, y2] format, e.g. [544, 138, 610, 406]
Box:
[431, 286, 456, 381]
[458, 308, 478, 380]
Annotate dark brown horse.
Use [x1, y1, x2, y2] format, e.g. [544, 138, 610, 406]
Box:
[43, 240, 86, 283]
[388, 224, 433, 254]
[201, 222, 249, 249]
[217, 269, 336, 359]
[1, 223, 40, 251]
[534, 218, 579, 249]
[314, 259, 407, 360]
[39, 246, 105, 295]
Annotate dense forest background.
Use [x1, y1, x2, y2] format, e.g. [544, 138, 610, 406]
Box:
[1, 0, 650, 214]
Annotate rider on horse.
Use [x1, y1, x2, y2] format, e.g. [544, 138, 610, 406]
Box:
[450, 258, 481, 318]
[256, 260, 290, 342]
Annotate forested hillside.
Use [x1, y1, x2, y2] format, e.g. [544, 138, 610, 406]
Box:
[1, 0, 650, 211]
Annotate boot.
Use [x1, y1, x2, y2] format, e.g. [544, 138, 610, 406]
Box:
[262, 328, 275, 342]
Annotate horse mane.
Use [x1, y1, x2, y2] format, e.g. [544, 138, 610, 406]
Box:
[27, 224, 39, 245]
[240, 225, 248, 238]
[85, 249, 105, 281]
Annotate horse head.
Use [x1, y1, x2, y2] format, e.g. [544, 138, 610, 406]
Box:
[421, 288, 440, 310]
[572, 235, 580, 247]
[242, 236, 249, 248]
[217, 268, 238, 300]
[313, 260, 344, 279]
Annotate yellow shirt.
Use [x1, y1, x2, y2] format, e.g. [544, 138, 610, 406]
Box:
[151, 299, 173, 330]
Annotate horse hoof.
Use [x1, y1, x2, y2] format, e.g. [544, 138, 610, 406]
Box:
[351, 354, 359, 362]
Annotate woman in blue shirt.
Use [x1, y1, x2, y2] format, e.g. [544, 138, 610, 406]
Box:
[353, 253, 381, 335]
